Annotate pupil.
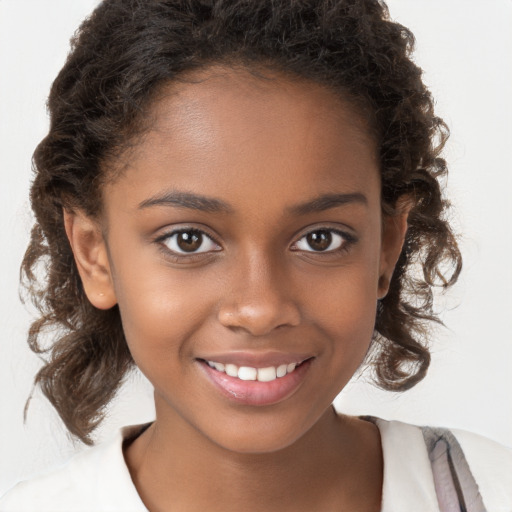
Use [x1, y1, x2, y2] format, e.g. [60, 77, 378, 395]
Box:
[177, 231, 202, 252]
[307, 230, 331, 251]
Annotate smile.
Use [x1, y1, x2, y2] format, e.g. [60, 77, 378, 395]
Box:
[198, 356, 313, 406]
[205, 360, 298, 382]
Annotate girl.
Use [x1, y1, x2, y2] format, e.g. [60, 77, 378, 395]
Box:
[1, 0, 511, 510]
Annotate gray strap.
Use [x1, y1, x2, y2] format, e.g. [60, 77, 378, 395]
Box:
[422, 427, 486, 512]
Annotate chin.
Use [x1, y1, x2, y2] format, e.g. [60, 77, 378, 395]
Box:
[212, 430, 304, 455]
[201, 410, 322, 456]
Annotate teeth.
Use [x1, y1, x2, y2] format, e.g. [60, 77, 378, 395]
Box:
[213, 362, 225, 372]
[225, 364, 238, 377]
[257, 366, 277, 382]
[276, 364, 287, 378]
[238, 366, 257, 381]
[205, 360, 301, 382]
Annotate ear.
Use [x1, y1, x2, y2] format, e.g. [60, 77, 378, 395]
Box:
[63, 209, 117, 310]
[377, 195, 413, 299]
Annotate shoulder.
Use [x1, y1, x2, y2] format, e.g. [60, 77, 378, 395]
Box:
[0, 444, 103, 511]
[449, 427, 512, 509]
[0, 425, 148, 512]
[373, 417, 512, 512]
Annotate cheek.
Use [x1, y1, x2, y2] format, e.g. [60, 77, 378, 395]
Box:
[111, 258, 217, 374]
[301, 258, 380, 363]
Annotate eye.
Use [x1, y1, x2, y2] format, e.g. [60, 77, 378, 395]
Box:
[293, 229, 347, 252]
[160, 229, 221, 255]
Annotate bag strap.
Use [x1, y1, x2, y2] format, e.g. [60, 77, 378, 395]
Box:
[422, 427, 486, 512]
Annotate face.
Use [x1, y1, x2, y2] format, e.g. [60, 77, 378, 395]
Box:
[69, 67, 406, 454]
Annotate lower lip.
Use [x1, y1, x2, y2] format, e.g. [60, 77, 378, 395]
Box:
[198, 359, 313, 406]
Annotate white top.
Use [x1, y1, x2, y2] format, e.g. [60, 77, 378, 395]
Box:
[1, 419, 511, 511]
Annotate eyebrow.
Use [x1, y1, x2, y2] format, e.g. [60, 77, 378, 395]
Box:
[138, 190, 234, 213]
[288, 193, 368, 215]
[138, 190, 367, 215]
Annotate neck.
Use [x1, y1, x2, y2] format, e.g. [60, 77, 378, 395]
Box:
[124, 400, 382, 512]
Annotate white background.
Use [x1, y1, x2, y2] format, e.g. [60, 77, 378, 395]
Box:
[1, 0, 511, 494]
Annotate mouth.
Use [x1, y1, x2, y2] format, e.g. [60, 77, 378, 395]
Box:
[197, 356, 313, 406]
[203, 359, 301, 382]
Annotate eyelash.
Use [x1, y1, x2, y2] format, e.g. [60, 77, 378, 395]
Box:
[155, 228, 222, 262]
[155, 226, 356, 262]
[291, 228, 356, 256]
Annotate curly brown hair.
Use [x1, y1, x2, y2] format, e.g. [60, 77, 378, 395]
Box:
[22, 0, 461, 445]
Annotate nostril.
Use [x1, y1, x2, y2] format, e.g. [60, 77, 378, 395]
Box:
[217, 302, 300, 336]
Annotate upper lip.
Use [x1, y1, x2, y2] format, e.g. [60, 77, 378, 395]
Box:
[197, 351, 314, 368]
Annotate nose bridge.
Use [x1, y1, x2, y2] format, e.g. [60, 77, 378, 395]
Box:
[217, 247, 300, 336]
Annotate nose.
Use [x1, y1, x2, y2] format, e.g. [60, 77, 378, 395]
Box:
[217, 254, 301, 337]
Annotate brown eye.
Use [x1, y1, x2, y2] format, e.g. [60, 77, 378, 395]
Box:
[294, 229, 345, 252]
[162, 229, 220, 254]
[177, 231, 202, 252]
[306, 230, 332, 251]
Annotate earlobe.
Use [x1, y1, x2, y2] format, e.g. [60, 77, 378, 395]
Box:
[63, 209, 117, 310]
[377, 196, 412, 299]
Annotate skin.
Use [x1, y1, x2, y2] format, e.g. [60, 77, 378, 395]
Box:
[65, 67, 409, 511]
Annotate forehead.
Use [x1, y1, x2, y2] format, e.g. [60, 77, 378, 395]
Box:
[104, 66, 380, 215]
